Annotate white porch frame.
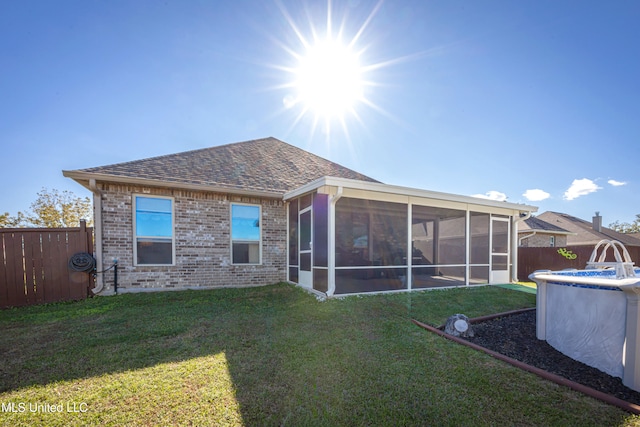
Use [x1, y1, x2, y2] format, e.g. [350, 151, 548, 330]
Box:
[284, 177, 537, 296]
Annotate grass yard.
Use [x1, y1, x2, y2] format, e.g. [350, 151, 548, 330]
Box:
[1, 283, 638, 426]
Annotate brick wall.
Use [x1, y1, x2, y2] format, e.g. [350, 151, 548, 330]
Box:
[97, 182, 287, 293]
[519, 233, 567, 248]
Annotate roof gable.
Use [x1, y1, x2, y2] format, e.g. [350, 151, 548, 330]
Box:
[64, 137, 379, 195]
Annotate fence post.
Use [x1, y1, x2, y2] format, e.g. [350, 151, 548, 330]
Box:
[79, 220, 87, 251]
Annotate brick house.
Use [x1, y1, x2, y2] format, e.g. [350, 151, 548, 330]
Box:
[518, 216, 573, 247]
[64, 137, 537, 296]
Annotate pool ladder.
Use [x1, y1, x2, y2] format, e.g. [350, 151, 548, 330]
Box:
[586, 239, 636, 279]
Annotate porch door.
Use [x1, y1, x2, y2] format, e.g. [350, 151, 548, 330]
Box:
[299, 208, 312, 288]
[490, 218, 510, 283]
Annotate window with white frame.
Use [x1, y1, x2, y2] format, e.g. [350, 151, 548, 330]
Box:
[134, 195, 174, 265]
[231, 203, 261, 264]
[550, 236, 555, 247]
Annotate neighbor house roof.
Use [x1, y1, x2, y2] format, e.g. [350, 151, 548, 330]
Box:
[63, 137, 380, 197]
[519, 216, 573, 235]
[536, 211, 640, 247]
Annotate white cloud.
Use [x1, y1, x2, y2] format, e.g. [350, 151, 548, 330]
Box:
[608, 179, 627, 187]
[522, 189, 550, 202]
[563, 178, 601, 200]
[472, 191, 507, 202]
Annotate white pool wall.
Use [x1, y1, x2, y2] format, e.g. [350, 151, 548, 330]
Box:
[531, 268, 640, 391]
[546, 281, 626, 377]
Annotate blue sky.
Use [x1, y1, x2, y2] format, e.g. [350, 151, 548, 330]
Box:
[1, 0, 638, 226]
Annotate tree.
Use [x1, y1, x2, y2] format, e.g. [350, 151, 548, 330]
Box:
[0, 211, 26, 228]
[1, 188, 93, 228]
[609, 214, 640, 234]
[0, 212, 9, 227]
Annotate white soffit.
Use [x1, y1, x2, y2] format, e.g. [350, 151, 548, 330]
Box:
[284, 176, 538, 214]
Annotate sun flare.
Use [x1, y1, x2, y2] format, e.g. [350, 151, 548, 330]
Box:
[272, 0, 390, 137]
[293, 38, 364, 120]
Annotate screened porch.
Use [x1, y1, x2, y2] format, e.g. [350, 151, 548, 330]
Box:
[285, 177, 536, 296]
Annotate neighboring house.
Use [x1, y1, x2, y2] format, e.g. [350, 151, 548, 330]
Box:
[518, 216, 574, 247]
[63, 137, 538, 297]
[535, 211, 640, 247]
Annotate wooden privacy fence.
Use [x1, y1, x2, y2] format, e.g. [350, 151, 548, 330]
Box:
[0, 221, 94, 308]
[517, 245, 640, 282]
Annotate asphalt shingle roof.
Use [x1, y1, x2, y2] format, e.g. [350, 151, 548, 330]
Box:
[520, 216, 571, 233]
[69, 137, 380, 194]
[537, 211, 640, 247]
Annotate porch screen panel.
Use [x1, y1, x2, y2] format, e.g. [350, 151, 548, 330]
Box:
[411, 206, 466, 289]
[470, 212, 490, 264]
[492, 220, 509, 254]
[437, 215, 465, 264]
[313, 269, 328, 293]
[289, 199, 298, 265]
[289, 199, 298, 266]
[336, 198, 407, 268]
[288, 198, 299, 283]
[313, 194, 328, 267]
[334, 268, 407, 295]
[335, 198, 407, 294]
[289, 267, 299, 283]
[412, 266, 465, 288]
[411, 219, 434, 265]
[470, 266, 490, 285]
[336, 208, 370, 267]
[300, 194, 312, 210]
[300, 253, 311, 270]
[300, 210, 311, 251]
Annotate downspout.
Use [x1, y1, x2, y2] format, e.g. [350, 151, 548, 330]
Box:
[518, 231, 538, 246]
[511, 211, 532, 282]
[327, 186, 343, 297]
[89, 179, 105, 294]
[518, 231, 537, 246]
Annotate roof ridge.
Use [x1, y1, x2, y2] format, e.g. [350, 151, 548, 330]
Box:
[78, 136, 279, 171]
[65, 137, 380, 194]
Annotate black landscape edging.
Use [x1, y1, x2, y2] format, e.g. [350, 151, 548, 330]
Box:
[435, 307, 536, 330]
[412, 316, 640, 415]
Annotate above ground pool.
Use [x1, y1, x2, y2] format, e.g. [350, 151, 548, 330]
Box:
[530, 240, 640, 392]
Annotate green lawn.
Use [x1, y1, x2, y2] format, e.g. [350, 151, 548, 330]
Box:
[1, 283, 638, 426]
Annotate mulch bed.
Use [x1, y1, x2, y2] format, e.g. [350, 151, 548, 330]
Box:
[462, 309, 640, 406]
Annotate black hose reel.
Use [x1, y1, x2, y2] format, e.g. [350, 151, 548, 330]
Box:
[69, 252, 119, 294]
[68, 252, 97, 273]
